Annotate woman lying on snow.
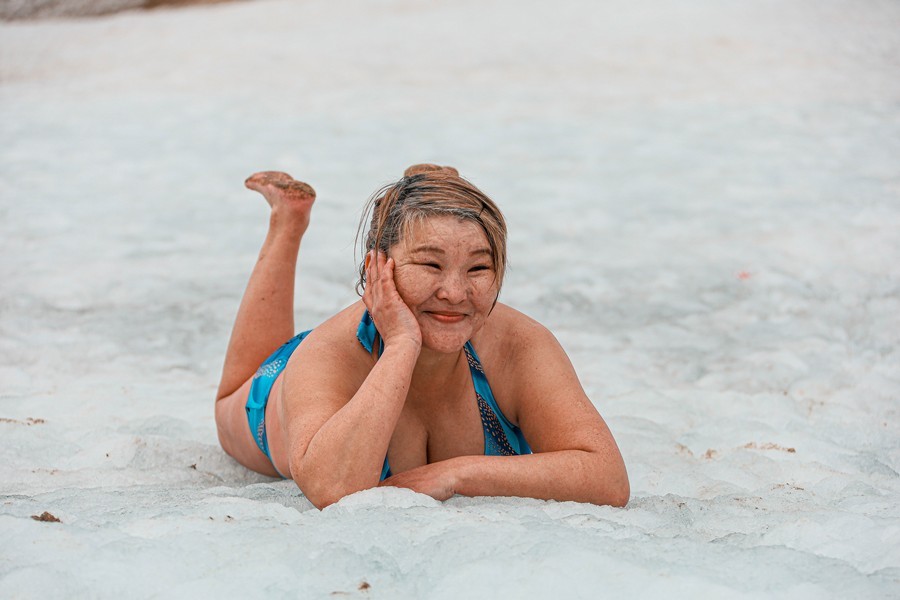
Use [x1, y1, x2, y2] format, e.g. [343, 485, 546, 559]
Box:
[214, 164, 629, 509]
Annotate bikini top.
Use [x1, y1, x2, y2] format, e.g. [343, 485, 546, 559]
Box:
[356, 310, 532, 480]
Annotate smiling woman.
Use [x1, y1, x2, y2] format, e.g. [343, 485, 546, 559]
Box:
[214, 165, 629, 509]
[383, 216, 498, 354]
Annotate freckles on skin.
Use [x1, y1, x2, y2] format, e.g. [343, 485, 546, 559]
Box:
[388, 217, 499, 350]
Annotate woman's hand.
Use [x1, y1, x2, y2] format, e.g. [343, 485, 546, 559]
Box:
[363, 250, 422, 350]
[379, 461, 457, 502]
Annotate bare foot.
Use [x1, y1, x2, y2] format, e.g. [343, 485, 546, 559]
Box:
[245, 171, 316, 233]
[403, 164, 459, 177]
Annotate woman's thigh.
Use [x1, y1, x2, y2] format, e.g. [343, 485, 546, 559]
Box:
[215, 379, 281, 478]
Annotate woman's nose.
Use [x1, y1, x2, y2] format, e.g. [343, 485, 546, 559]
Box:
[436, 272, 467, 302]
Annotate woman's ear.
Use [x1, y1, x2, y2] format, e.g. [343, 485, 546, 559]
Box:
[364, 249, 373, 271]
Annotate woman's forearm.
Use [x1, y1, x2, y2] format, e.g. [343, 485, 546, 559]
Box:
[295, 340, 419, 507]
[449, 450, 629, 507]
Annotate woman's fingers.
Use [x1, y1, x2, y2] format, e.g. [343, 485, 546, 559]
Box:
[363, 251, 421, 348]
[367, 251, 392, 287]
[362, 251, 377, 311]
[377, 250, 389, 278]
[363, 250, 386, 314]
[378, 463, 455, 501]
[382, 256, 395, 285]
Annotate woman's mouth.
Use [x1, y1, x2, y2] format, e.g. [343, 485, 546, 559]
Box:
[425, 311, 466, 324]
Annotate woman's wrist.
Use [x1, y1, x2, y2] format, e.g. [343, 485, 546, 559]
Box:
[445, 455, 476, 497]
[383, 335, 422, 355]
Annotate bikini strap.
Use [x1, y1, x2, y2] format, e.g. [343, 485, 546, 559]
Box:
[463, 342, 531, 456]
[359, 310, 529, 465]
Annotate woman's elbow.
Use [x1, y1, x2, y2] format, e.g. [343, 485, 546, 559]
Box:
[289, 458, 372, 510]
[290, 462, 340, 509]
[591, 452, 629, 507]
[301, 484, 343, 510]
[607, 477, 630, 508]
[606, 459, 630, 507]
[293, 475, 342, 510]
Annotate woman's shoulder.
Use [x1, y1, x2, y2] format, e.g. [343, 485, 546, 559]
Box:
[280, 300, 373, 397]
[473, 304, 575, 425]
[315, 300, 368, 336]
[480, 302, 555, 344]
[290, 301, 372, 362]
[475, 303, 561, 366]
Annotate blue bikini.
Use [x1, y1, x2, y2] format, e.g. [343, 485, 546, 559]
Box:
[245, 310, 531, 480]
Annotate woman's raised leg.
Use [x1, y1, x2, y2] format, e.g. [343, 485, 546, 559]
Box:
[216, 171, 316, 400]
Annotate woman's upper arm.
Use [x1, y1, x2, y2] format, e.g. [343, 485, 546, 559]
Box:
[279, 330, 370, 465]
[506, 322, 622, 459]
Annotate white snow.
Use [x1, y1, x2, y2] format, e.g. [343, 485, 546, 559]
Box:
[1, 0, 899, 598]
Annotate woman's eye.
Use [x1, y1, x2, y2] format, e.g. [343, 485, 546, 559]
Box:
[469, 265, 490, 273]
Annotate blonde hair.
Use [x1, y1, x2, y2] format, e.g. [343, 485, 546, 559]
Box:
[356, 165, 507, 295]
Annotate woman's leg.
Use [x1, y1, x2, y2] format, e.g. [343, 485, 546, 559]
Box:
[216, 171, 316, 400]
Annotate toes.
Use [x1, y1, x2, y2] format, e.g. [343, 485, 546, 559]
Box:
[403, 164, 459, 177]
[279, 180, 316, 199]
[244, 171, 316, 201]
[404, 164, 441, 177]
[245, 171, 293, 189]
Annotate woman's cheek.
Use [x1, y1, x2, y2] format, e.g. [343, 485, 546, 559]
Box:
[393, 266, 432, 303]
[473, 274, 499, 299]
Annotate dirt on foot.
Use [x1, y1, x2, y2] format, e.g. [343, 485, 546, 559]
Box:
[403, 164, 460, 177]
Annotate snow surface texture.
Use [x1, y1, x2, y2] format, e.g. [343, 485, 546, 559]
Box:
[1, 0, 899, 598]
[0, 0, 144, 20]
[0, 0, 240, 21]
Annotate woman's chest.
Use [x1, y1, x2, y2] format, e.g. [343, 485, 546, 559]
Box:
[386, 383, 486, 474]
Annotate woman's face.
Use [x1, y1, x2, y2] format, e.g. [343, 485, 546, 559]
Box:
[389, 215, 499, 353]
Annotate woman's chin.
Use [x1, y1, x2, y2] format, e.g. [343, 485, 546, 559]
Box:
[418, 322, 473, 354]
